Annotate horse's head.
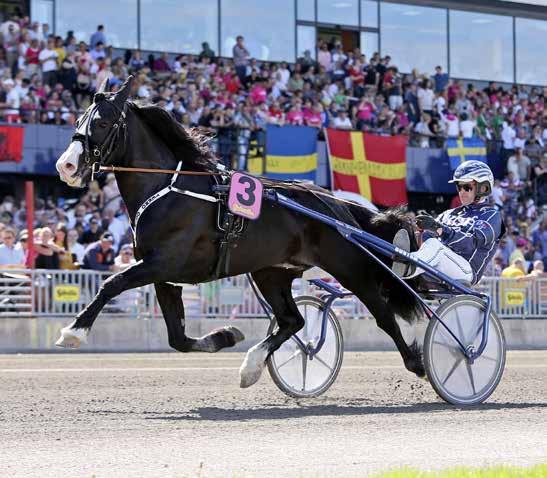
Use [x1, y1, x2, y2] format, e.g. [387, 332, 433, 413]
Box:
[56, 75, 134, 188]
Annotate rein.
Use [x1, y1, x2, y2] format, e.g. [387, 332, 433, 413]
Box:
[98, 165, 224, 176]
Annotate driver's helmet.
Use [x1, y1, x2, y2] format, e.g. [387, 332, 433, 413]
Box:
[448, 160, 494, 198]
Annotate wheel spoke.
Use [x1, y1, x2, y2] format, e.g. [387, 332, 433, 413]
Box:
[465, 361, 477, 395]
[455, 307, 466, 345]
[301, 353, 308, 391]
[433, 340, 462, 356]
[441, 356, 465, 386]
[314, 354, 334, 372]
[276, 350, 300, 370]
[479, 354, 498, 363]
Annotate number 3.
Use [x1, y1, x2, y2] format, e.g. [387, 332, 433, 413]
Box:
[236, 176, 256, 206]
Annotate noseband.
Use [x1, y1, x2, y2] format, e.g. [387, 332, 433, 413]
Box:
[72, 97, 127, 175]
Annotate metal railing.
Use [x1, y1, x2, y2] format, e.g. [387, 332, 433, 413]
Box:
[0, 269, 545, 320]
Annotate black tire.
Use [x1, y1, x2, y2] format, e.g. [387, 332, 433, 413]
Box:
[424, 295, 506, 405]
[267, 296, 344, 399]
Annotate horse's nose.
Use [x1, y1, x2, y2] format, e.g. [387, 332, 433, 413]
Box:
[56, 141, 83, 177]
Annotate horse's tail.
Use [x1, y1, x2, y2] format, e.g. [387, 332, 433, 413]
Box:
[347, 204, 422, 324]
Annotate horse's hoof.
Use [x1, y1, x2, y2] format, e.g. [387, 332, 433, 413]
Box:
[239, 343, 268, 388]
[225, 326, 245, 345]
[55, 326, 88, 349]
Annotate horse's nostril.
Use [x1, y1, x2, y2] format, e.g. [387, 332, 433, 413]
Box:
[65, 163, 75, 172]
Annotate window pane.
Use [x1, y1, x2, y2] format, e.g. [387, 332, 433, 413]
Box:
[450, 10, 513, 83]
[318, 0, 358, 26]
[297, 25, 316, 59]
[361, 0, 378, 29]
[298, 0, 315, 22]
[221, 0, 295, 62]
[31, 0, 53, 26]
[360, 31, 378, 60]
[380, 3, 446, 75]
[516, 18, 547, 85]
[55, 0, 137, 48]
[141, 0, 217, 54]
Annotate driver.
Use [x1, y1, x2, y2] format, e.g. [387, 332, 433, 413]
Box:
[392, 161, 504, 284]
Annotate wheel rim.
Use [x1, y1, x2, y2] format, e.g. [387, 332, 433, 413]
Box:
[270, 300, 341, 396]
[427, 299, 504, 404]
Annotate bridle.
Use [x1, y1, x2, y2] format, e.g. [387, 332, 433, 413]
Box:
[71, 96, 128, 177]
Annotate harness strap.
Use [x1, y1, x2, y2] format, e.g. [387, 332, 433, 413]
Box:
[133, 161, 218, 235]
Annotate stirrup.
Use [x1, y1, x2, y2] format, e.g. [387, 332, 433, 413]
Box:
[391, 229, 415, 278]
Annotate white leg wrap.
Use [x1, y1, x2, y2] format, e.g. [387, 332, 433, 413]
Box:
[55, 321, 89, 349]
[239, 342, 269, 388]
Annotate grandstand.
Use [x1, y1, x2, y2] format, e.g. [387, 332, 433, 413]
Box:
[0, 0, 544, 291]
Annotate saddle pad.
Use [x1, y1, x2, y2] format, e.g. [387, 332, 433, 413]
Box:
[228, 172, 263, 220]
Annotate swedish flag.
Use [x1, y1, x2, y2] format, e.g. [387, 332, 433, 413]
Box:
[247, 125, 317, 181]
[446, 137, 487, 171]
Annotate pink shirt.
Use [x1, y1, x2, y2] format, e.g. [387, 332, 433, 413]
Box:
[286, 110, 304, 125]
[250, 85, 267, 104]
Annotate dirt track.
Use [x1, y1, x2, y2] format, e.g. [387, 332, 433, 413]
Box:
[0, 351, 545, 477]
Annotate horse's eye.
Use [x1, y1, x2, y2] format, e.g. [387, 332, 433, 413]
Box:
[99, 121, 109, 128]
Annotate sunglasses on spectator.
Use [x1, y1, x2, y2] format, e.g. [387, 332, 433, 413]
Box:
[456, 184, 474, 192]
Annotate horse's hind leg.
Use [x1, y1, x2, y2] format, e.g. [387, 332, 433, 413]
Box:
[239, 268, 304, 388]
[155, 282, 244, 353]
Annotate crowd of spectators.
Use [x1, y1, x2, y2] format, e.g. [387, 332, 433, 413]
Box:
[0, 16, 544, 277]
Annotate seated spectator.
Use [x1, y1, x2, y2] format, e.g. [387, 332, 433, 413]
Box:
[332, 109, 352, 130]
[80, 217, 103, 245]
[0, 227, 25, 268]
[54, 223, 78, 270]
[34, 227, 61, 269]
[516, 260, 545, 281]
[67, 228, 85, 264]
[114, 243, 136, 272]
[501, 257, 526, 279]
[82, 232, 115, 271]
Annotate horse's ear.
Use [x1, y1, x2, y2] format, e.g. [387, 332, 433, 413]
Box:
[98, 77, 110, 94]
[113, 75, 134, 108]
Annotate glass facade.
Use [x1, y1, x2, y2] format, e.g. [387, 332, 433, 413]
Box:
[297, 26, 316, 60]
[47, 1, 547, 85]
[361, 0, 378, 29]
[55, 0, 138, 49]
[450, 10, 513, 83]
[360, 31, 378, 60]
[318, 0, 359, 27]
[221, 0, 295, 62]
[140, 0, 218, 54]
[516, 18, 547, 85]
[380, 3, 447, 75]
[297, 0, 315, 22]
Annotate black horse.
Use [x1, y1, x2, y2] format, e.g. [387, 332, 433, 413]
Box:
[56, 76, 424, 388]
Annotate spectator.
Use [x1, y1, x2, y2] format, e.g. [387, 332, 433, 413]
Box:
[80, 217, 103, 245]
[459, 112, 476, 139]
[501, 257, 526, 279]
[332, 109, 353, 130]
[34, 227, 61, 269]
[38, 38, 58, 87]
[82, 232, 115, 271]
[0, 227, 25, 268]
[90, 25, 107, 49]
[507, 148, 531, 182]
[114, 243, 135, 272]
[90, 41, 106, 62]
[417, 79, 434, 116]
[432, 65, 448, 93]
[199, 42, 215, 59]
[54, 223, 78, 270]
[232, 35, 249, 83]
[516, 260, 545, 281]
[67, 228, 85, 264]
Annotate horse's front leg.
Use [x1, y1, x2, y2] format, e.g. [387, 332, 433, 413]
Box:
[56, 260, 163, 348]
[155, 282, 245, 353]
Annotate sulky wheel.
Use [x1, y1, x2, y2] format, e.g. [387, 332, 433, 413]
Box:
[267, 296, 344, 399]
[423, 295, 506, 406]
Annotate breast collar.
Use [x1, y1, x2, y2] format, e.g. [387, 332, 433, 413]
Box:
[132, 160, 220, 245]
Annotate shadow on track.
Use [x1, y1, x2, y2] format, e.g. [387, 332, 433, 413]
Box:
[138, 401, 547, 422]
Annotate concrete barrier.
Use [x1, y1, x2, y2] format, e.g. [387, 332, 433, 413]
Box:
[0, 317, 545, 353]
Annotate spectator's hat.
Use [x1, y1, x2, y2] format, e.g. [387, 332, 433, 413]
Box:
[19, 230, 28, 241]
[516, 238, 527, 247]
[90, 217, 100, 225]
[106, 172, 116, 183]
[120, 243, 133, 253]
[101, 232, 114, 242]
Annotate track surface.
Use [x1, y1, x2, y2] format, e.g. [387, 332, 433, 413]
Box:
[1, 351, 546, 477]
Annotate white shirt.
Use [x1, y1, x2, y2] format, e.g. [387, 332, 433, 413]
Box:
[491, 185, 504, 208]
[0, 243, 25, 266]
[69, 242, 86, 263]
[278, 67, 290, 88]
[333, 116, 352, 130]
[39, 48, 58, 73]
[6, 88, 20, 115]
[418, 88, 434, 111]
[514, 137, 526, 150]
[501, 125, 516, 149]
[460, 120, 476, 138]
[444, 117, 459, 137]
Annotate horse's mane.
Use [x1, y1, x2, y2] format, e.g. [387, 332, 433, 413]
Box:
[127, 101, 218, 171]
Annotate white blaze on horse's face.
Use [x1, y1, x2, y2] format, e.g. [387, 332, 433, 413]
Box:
[56, 140, 84, 188]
